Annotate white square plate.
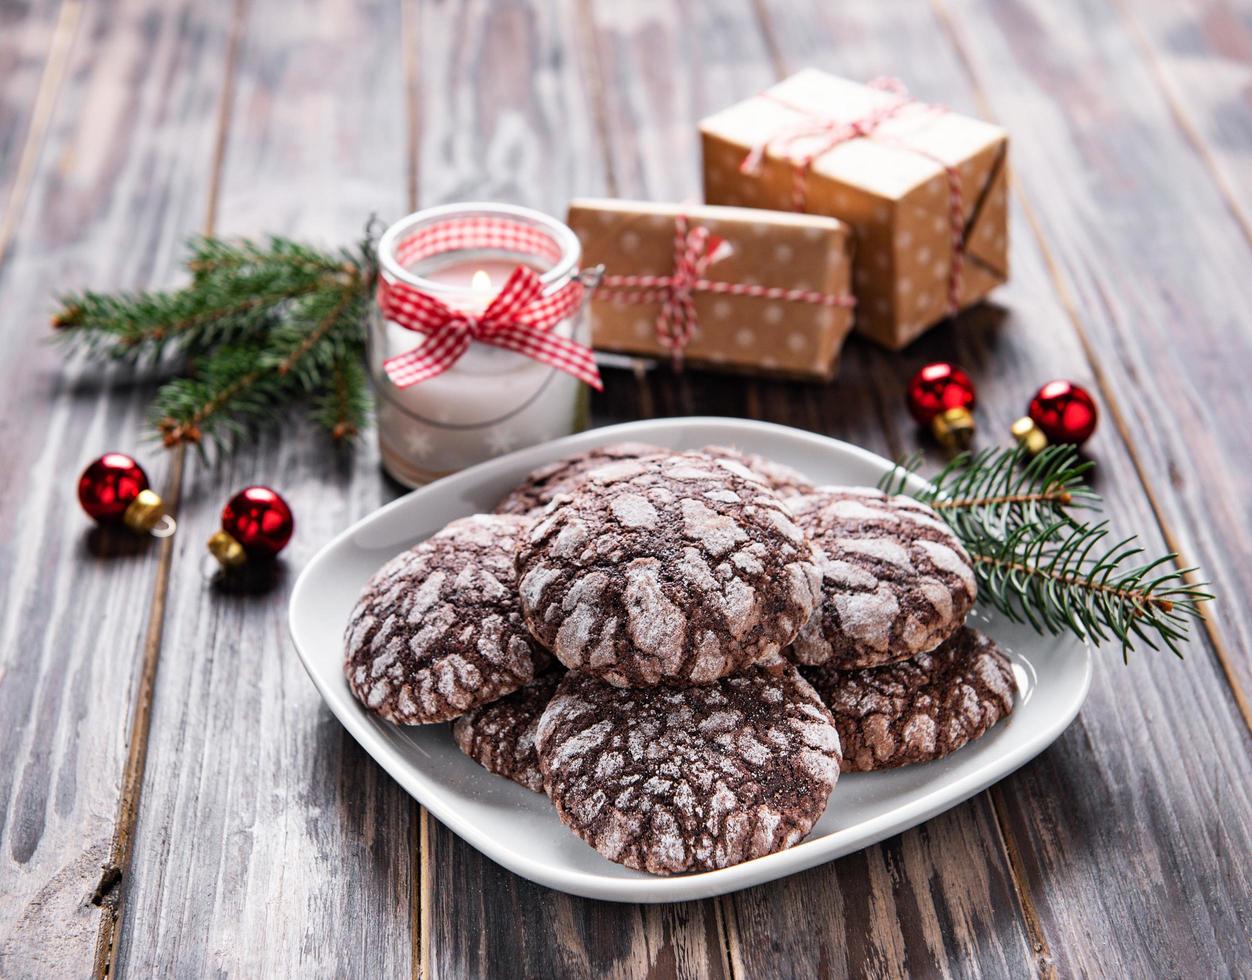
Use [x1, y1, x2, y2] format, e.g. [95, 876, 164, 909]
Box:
[289, 417, 1092, 902]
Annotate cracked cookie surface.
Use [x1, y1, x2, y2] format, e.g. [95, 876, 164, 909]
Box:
[789, 487, 977, 669]
[344, 514, 551, 725]
[804, 626, 1016, 772]
[702, 445, 815, 498]
[515, 451, 822, 687]
[536, 667, 842, 874]
[493, 442, 666, 516]
[452, 669, 563, 792]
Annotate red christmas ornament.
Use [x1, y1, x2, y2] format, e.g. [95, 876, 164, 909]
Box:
[1013, 380, 1098, 453]
[208, 486, 294, 568]
[906, 362, 977, 449]
[77, 452, 171, 534]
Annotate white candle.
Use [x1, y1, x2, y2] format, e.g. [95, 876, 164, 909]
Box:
[370, 205, 591, 487]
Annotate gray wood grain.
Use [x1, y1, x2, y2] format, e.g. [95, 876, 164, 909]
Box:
[0, 0, 234, 975]
[110, 0, 417, 975]
[0, 0, 77, 265]
[1115, 0, 1252, 240]
[747, 0, 1252, 976]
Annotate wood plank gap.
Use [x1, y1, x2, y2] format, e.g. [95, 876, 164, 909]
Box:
[927, 0, 1252, 735]
[92, 1, 249, 973]
[0, 0, 82, 270]
[715, 894, 746, 979]
[987, 785, 1056, 979]
[573, 0, 618, 197]
[90, 446, 186, 978]
[202, 0, 249, 236]
[1106, 0, 1252, 252]
[409, 804, 423, 980]
[747, 0, 787, 77]
[418, 805, 432, 980]
[402, 3, 430, 969]
[402, 0, 421, 212]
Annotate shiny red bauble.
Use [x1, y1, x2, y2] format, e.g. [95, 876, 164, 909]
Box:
[906, 362, 976, 425]
[78, 453, 150, 523]
[1029, 380, 1098, 445]
[220, 486, 294, 558]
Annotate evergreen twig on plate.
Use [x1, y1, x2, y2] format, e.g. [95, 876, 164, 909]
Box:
[881, 446, 1212, 657]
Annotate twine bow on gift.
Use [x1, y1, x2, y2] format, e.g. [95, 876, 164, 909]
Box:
[596, 214, 856, 369]
[378, 265, 602, 391]
[740, 77, 967, 314]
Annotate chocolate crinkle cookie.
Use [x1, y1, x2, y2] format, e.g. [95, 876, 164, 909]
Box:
[536, 667, 842, 874]
[702, 445, 815, 499]
[515, 452, 823, 687]
[344, 514, 552, 725]
[493, 442, 666, 516]
[805, 626, 1016, 772]
[452, 669, 563, 792]
[788, 487, 977, 670]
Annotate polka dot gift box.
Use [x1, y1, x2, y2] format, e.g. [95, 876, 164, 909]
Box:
[700, 69, 1009, 350]
[568, 199, 855, 381]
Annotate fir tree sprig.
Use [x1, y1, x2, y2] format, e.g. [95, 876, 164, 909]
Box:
[53, 234, 375, 455]
[881, 447, 1212, 657]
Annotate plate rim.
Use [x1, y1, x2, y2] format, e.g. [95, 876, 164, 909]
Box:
[289, 416, 1093, 902]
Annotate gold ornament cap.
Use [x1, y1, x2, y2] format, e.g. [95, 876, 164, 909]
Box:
[208, 529, 247, 568]
[932, 406, 975, 451]
[122, 489, 167, 533]
[1011, 416, 1048, 455]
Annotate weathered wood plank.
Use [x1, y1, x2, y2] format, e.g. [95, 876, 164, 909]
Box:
[0, 1, 233, 975]
[1114, 0, 1252, 239]
[110, 0, 416, 975]
[585, 2, 1044, 976]
[0, 0, 77, 263]
[414, 1, 729, 977]
[746, 0, 1252, 975]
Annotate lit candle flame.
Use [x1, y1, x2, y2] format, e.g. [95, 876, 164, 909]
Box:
[471, 269, 492, 292]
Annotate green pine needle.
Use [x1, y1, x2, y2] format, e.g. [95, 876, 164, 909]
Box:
[881, 447, 1212, 658]
[54, 233, 376, 456]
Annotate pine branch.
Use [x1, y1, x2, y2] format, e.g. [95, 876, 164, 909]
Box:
[882, 447, 1213, 657]
[966, 521, 1210, 659]
[53, 235, 367, 363]
[882, 445, 1099, 541]
[56, 233, 376, 459]
[313, 351, 370, 442]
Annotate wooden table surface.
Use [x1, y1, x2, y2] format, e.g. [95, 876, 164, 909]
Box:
[3, 0, 1251, 976]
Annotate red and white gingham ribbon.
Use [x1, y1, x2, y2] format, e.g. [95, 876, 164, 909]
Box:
[741, 78, 966, 313]
[378, 217, 602, 391]
[596, 214, 856, 368]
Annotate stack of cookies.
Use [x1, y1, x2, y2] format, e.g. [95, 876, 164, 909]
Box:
[344, 443, 1017, 876]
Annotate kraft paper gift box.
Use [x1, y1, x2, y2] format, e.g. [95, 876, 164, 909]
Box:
[568, 199, 855, 381]
[699, 69, 1009, 350]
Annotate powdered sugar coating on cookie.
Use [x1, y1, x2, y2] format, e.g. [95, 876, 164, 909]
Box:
[536, 667, 842, 874]
[702, 445, 815, 498]
[515, 452, 823, 687]
[452, 670, 563, 792]
[493, 442, 666, 516]
[344, 514, 551, 724]
[805, 626, 1016, 772]
[789, 487, 977, 669]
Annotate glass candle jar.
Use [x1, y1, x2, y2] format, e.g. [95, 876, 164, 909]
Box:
[370, 203, 595, 487]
